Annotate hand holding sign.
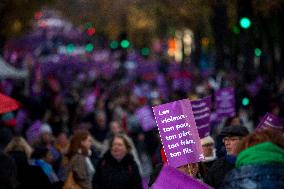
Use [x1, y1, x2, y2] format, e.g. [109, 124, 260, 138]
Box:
[153, 99, 204, 168]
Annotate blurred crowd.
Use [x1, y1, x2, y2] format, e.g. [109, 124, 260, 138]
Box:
[0, 10, 284, 189]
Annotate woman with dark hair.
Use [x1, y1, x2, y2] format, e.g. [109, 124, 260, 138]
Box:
[93, 134, 142, 189]
[65, 130, 94, 189]
[31, 147, 60, 187]
[221, 129, 284, 188]
[5, 136, 52, 189]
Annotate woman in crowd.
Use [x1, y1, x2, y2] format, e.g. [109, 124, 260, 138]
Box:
[0, 150, 17, 189]
[221, 129, 284, 188]
[30, 147, 61, 187]
[5, 136, 33, 159]
[65, 130, 95, 189]
[93, 134, 142, 189]
[101, 120, 143, 175]
[201, 136, 217, 170]
[5, 138, 52, 189]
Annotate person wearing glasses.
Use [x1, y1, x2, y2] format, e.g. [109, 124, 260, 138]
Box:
[205, 125, 249, 189]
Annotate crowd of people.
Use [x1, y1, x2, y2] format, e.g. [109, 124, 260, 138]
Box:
[0, 10, 284, 189]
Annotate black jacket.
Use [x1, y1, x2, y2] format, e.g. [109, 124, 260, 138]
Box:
[220, 164, 284, 189]
[0, 151, 17, 189]
[205, 156, 235, 189]
[7, 151, 54, 189]
[93, 151, 142, 189]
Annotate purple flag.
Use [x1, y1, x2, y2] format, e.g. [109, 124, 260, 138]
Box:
[257, 113, 284, 132]
[191, 97, 212, 138]
[215, 87, 236, 119]
[152, 165, 212, 189]
[26, 120, 42, 144]
[135, 105, 157, 132]
[153, 99, 204, 168]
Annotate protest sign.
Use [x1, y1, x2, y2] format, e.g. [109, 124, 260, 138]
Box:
[257, 113, 284, 132]
[26, 120, 42, 144]
[153, 99, 204, 168]
[135, 105, 157, 131]
[215, 87, 235, 119]
[152, 165, 212, 189]
[191, 96, 212, 138]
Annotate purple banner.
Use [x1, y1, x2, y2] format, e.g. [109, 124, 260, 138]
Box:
[215, 87, 236, 119]
[152, 165, 212, 189]
[153, 99, 204, 168]
[191, 97, 212, 139]
[135, 105, 157, 132]
[257, 113, 284, 132]
[26, 120, 42, 144]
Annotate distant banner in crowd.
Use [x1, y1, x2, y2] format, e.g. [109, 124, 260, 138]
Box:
[135, 105, 157, 132]
[152, 165, 212, 189]
[153, 99, 204, 168]
[191, 96, 212, 138]
[26, 120, 42, 144]
[215, 87, 235, 119]
[257, 113, 284, 132]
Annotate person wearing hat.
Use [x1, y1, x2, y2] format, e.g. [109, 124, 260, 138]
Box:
[205, 125, 249, 189]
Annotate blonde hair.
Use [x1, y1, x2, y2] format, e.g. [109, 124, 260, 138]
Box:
[5, 136, 33, 158]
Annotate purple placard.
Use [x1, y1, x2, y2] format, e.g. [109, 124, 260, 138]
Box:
[257, 113, 284, 132]
[135, 105, 157, 132]
[152, 165, 212, 189]
[215, 87, 236, 119]
[152, 99, 204, 168]
[191, 97, 212, 139]
[26, 120, 42, 144]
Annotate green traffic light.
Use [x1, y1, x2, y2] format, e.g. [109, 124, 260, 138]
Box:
[254, 48, 262, 57]
[242, 97, 250, 106]
[121, 40, 130, 49]
[110, 41, 119, 49]
[66, 43, 75, 53]
[85, 43, 94, 52]
[141, 47, 150, 56]
[240, 17, 251, 29]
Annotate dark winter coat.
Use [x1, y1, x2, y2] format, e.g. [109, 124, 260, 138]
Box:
[93, 151, 142, 189]
[220, 164, 284, 189]
[205, 156, 235, 189]
[7, 150, 54, 189]
[0, 150, 17, 189]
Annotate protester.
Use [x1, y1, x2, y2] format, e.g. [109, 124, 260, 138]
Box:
[30, 147, 60, 187]
[101, 120, 143, 175]
[5, 136, 33, 158]
[1, 11, 284, 189]
[33, 124, 62, 173]
[93, 134, 142, 189]
[201, 136, 217, 169]
[65, 130, 95, 189]
[205, 125, 249, 188]
[54, 132, 70, 181]
[0, 123, 13, 150]
[7, 148, 52, 189]
[221, 129, 284, 188]
[0, 150, 17, 189]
